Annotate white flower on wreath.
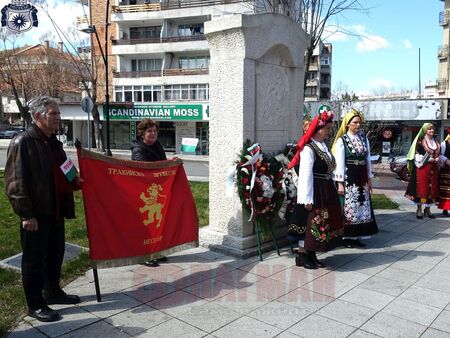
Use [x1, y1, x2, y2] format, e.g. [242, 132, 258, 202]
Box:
[260, 175, 275, 198]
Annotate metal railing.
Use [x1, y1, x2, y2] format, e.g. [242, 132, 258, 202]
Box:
[113, 67, 209, 78]
[440, 10, 449, 26]
[438, 45, 449, 59]
[112, 0, 249, 13]
[112, 34, 206, 45]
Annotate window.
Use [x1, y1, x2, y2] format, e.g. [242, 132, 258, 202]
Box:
[178, 24, 204, 37]
[115, 84, 208, 102]
[320, 57, 329, 66]
[178, 56, 209, 69]
[131, 59, 162, 72]
[130, 26, 161, 39]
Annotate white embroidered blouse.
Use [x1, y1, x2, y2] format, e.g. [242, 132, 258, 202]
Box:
[333, 132, 373, 182]
[297, 138, 332, 205]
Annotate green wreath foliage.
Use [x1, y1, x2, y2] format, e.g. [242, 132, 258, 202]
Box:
[235, 140, 290, 234]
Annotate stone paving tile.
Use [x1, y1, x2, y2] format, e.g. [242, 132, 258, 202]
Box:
[95, 269, 148, 294]
[58, 320, 129, 338]
[277, 289, 335, 314]
[79, 291, 143, 319]
[183, 277, 236, 301]
[6, 323, 47, 338]
[247, 300, 307, 330]
[420, 327, 450, 338]
[382, 298, 442, 326]
[105, 303, 171, 336]
[172, 301, 241, 333]
[274, 331, 299, 338]
[336, 258, 390, 276]
[430, 309, 450, 333]
[212, 289, 270, 315]
[215, 269, 264, 289]
[124, 278, 177, 303]
[300, 270, 369, 298]
[360, 312, 427, 338]
[148, 290, 208, 317]
[374, 266, 423, 284]
[212, 316, 282, 338]
[133, 318, 207, 338]
[358, 276, 411, 297]
[358, 252, 400, 265]
[398, 285, 450, 309]
[267, 265, 322, 288]
[347, 329, 383, 338]
[287, 314, 356, 338]
[389, 258, 437, 274]
[316, 299, 377, 328]
[240, 275, 297, 301]
[338, 287, 395, 311]
[25, 305, 100, 337]
[238, 259, 290, 278]
[415, 274, 450, 294]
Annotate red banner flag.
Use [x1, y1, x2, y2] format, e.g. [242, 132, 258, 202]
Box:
[77, 148, 198, 267]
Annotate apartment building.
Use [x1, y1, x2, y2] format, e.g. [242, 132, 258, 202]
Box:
[438, 0, 450, 119]
[304, 41, 332, 102]
[81, 0, 255, 153]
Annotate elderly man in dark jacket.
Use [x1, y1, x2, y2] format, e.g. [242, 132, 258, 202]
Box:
[4, 96, 81, 322]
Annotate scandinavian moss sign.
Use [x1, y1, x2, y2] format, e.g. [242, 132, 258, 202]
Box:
[104, 104, 207, 121]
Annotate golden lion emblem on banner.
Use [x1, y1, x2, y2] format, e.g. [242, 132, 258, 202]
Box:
[139, 183, 165, 227]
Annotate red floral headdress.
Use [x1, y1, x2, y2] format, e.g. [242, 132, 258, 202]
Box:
[287, 110, 334, 169]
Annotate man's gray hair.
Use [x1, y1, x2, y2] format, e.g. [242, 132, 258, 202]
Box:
[27, 96, 59, 122]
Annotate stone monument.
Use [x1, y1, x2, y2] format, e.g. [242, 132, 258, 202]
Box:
[199, 13, 308, 257]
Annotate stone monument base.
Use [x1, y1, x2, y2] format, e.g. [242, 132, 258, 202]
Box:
[199, 225, 288, 259]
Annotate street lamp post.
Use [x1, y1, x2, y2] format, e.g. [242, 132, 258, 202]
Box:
[81, 0, 112, 156]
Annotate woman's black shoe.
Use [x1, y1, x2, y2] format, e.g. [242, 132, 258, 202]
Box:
[443, 210, 449, 217]
[295, 252, 317, 269]
[143, 260, 159, 267]
[424, 208, 436, 219]
[343, 239, 353, 248]
[309, 251, 325, 268]
[351, 239, 366, 248]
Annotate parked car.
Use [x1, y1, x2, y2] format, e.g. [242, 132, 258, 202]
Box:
[0, 127, 26, 139]
[389, 155, 410, 181]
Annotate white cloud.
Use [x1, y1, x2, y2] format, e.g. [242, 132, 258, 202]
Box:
[403, 39, 413, 49]
[356, 35, 390, 53]
[368, 78, 393, 89]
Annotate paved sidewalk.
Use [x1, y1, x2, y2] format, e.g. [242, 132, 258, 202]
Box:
[8, 209, 450, 338]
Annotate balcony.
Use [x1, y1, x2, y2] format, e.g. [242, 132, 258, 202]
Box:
[112, 34, 206, 45]
[438, 45, 449, 59]
[112, 0, 248, 13]
[437, 79, 447, 93]
[113, 68, 209, 78]
[440, 10, 449, 26]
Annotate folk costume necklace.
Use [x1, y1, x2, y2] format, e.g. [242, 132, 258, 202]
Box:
[423, 136, 439, 157]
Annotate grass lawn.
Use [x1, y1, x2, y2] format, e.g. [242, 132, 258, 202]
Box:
[372, 193, 399, 209]
[0, 174, 397, 335]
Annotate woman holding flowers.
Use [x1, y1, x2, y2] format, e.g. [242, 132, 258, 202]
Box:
[296, 110, 343, 269]
[332, 109, 378, 248]
[405, 123, 440, 219]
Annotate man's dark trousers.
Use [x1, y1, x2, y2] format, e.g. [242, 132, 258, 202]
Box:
[20, 216, 65, 310]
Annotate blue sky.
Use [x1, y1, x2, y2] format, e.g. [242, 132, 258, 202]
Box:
[326, 0, 444, 95]
[0, 0, 443, 96]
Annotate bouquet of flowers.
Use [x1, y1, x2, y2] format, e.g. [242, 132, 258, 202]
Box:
[235, 140, 285, 234]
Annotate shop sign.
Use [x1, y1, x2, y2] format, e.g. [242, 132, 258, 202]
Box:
[104, 104, 206, 121]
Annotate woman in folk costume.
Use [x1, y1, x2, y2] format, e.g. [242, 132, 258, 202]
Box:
[405, 123, 441, 219]
[295, 110, 343, 269]
[438, 128, 450, 216]
[331, 109, 378, 248]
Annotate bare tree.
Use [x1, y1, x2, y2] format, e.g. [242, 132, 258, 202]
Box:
[255, 0, 369, 92]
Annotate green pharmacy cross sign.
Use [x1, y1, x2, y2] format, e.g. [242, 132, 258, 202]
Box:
[104, 104, 204, 121]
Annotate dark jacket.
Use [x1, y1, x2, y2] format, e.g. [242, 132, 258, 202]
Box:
[4, 124, 76, 220]
[131, 138, 167, 162]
